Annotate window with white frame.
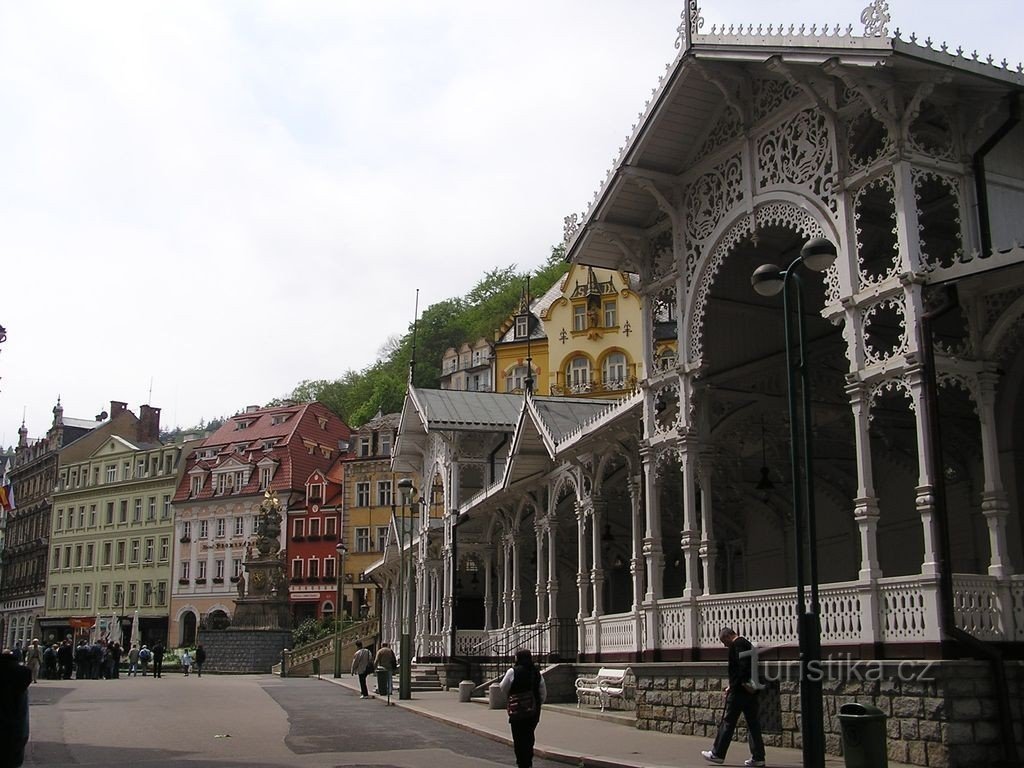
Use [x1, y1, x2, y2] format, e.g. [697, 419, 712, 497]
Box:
[234, 516, 245, 537]
[216, 518, 226, 538]
[515, 315, 529, 338]
[190, 476, 202, 496]
[159, 537, 169, 561]
[113, 583, 123, 606]
[133, 499, 142, 522]
[56, 508, 64, 530]
[355, 527, 371, 552]
[308, 558, 320, 579]
[83, 584, 92, 608]
[51, 587, 58, 609]
[72, 586, 80, 608]
[505, 365, 531, 392]
[162, 495, 171, 518]
[199, 520, 209, 539]
[232, 559, 242, 577]
[358, 436, 371, 457]
[197, 560, 207, 580]
[325, 516, 337, 538]
[144, 538, 154, 563]
[61, 586, 69, 609]
[147, 497, 156, 520]
[356, 482, 370, 507]
[567, 356, 591, 391]
[292, 559, 303, 579]
[309, 518, 320, 538]
[181, 560, 190, 580]
[377, 480, 392, 507]
[603, 300, 617, 327]
[88, 504, 97, 527]
[260, 466, 272, 490]
[157, 581, 167, 605]
[100, 584, 109, 607]
[215, 559, 225, 579]
[116, 541, 126, 565]
[573, 304, 587, 331]
[294, 518, 305, 538]
[128, 583, 137, 606]
[130, 539, 140, 564]
[379, 432, 392, 456]
[182, 521, 191, 541]
[376, 526, 389, 553]
[324, 556, 335, 579]
[106, 465, 116, 482]
[602, 352, 627, 388]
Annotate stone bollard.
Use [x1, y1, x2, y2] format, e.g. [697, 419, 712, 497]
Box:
[488, 683, 507, 710]
[280, 649, 290, 678]
[458, 680, 475, 703]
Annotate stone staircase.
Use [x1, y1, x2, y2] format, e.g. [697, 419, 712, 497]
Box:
[273, 617, 379, 677]
[409, 662, 446, 692]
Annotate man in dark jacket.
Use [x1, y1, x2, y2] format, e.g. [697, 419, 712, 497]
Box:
[56, 640, 74, 680]
[701, 626, 766, 767]
[194, 644, 206, 677]
[152, 642, 165, 678]
[0, 649, 32, 766]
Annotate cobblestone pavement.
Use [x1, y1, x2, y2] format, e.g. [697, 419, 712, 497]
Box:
[23, 675, 562, 768]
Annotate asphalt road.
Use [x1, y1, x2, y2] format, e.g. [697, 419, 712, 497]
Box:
[23, 674, 562, 768]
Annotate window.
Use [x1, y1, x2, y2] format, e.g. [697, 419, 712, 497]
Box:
[292, 559, 303, 579]
[88, 504, 97, 527]
[106, 465, 116, 482]
[162, 495, 171, 519]
[602, 352, 627, 389]
[144, 538, 154, 563]
[147, 497, 156, 521]
[358, 436, 371, 457]
[309, 518, 320, 538]
[377, 480, 393, 507]
[181, 560, 190, 579]
[51, 587, 58, 609]
[74, 545, 82, 568]
[355, 527, 371, 552]
[159, 537, 169, 561]
[573, 304, 587, 331]
[182, 521, 191, 540]
[216, 474, 227, 495]
[56, 508, 64, 530]
[123, 460, 131, 479]
[143, 582, 153, 606]
[308, 558, 320, 579]
[86, 543, 94, 567]
[157, 581, 167, 605]
[78, 506, 85, 528]
[133, 498, 142, 523]
[72, 586, 80, 609]
[101, 585, 109, 607]
[215, 559, 225, 579]
[116, 541, 126, 565]
[105, 502, 114, 525]
[113, 583, 123, 607]
[259, 467, 273, 490]
[128, 583, 137, 607]
[232, 559, 242, 577]
[61, 586, 69, 609]
[51, 546, 60, 570]
[324, 556, 335, 579]
[216, 518, 226, 538]
[199, 520, 209, 539]
[119, 500, 128, 523]
[356, 482, 370, 507]
[294, 519, 305, 538]
[130, 539, 140, 564]
[197, 560, 207, 580]
[190, 476, 202, 496]
[325, 516, 337, 538]
[505, 365, 531, 392]
[232, 517, 243, 537]
[83, 584, 92, 608]
[515, 315, 529, 338]
[137, 458, 145, 477]
[376, 526, 390, 553]
[103, 542, 112, 565]
[380, 433, 392, 456]
[603, 300, 617, 327]
[93, 466, 100, 485]
[567, 356, 591, 391]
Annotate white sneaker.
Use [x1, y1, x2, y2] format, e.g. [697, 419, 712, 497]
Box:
[360, 695, 367, 699]
[744, 759, 766, 767]
[701, 751, 724, 764]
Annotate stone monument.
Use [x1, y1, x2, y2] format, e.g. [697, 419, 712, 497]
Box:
[197, 490, 293, 672]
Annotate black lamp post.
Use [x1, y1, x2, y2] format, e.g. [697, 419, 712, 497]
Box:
[333, 541, 347, 678]
[396, 477, 416, 700]
[751, 235, 836, 768]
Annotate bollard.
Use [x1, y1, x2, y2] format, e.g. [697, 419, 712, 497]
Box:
[458, 680, 475, 703]
[488, 683, 507, 710]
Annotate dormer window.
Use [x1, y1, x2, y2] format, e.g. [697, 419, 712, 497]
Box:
[317, 415, 328, 429]
[271, 414, 289, 426]
[358, 436, 371, 457]
[262, 440, 275, 451]
[515, 315, 529, 338]
[190, 476, 202, 497]
[235, 420, 252, 430]
[379, 433, 392, 457]
[308, 482, 323, 504]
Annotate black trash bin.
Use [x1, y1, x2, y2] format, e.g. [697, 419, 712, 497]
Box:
[311, 658, 321, 678]
[839, 702, 888, 768]
[376, 667, 392, 697]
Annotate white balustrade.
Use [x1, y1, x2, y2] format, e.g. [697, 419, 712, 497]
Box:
[597, 613, 636, 652]
[877, 576, 934, 641]
[658, 598, 692, 649]
[951, 575, 1004, 640]
[1012, 575, 1024, 641]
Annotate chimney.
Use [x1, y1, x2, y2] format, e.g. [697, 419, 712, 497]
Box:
[245, 405, 260, 414]
[139, 405, 161, 443]
[110, 401, 128, 419]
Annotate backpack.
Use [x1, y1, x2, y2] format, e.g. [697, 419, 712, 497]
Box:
[139, 648, 152, 662]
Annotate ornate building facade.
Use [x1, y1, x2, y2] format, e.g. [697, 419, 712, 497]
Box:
[382, 4, 1024, 764]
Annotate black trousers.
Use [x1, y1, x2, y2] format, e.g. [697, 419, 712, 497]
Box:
[357, 672, 369, 696]
[711, 689, 765, 761]
[510, 716, 539, 768]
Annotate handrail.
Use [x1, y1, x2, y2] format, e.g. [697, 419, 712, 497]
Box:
[288, 617, 380, 666]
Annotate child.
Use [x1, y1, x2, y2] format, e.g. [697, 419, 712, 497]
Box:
[181, 649, 193, 676]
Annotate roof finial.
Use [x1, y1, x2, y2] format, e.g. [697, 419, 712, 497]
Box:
[408, 288, 420, 387]
[675, 1, 704, 51]
[860, 0, 891, 38]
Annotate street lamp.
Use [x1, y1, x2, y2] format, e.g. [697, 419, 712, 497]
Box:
[751, 235, 837, 768]
[333, 541, 347, 678]
[396, 477, 417, 700]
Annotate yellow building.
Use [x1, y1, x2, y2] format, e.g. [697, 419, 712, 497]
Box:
[494, 264, 654, 397]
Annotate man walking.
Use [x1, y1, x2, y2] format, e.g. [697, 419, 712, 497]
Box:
[701, 626, 766, 767]
[350, 641, 372, 698]
[152, 642, 165, 678]
[195, 644, 206, 677]
[23, 640, 42, 684]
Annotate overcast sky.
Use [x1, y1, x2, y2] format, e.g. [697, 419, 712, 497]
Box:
[1, 0, 1019, 445]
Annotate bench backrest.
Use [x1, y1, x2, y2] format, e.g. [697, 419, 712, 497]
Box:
[596, 667, 628, 682]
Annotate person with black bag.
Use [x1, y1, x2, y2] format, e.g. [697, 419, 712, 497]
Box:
[701, 626, 766, 767]
[499, 648, 546, 768]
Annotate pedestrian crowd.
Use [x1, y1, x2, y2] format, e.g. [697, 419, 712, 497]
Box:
[4, 638, 208, 680]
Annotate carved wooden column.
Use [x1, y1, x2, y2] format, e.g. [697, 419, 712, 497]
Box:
[535, 522, 547, 623]
[590, 499, 606, 617]
[697, 462, 716, 595]
[575, 500, 590, 654]
[483, 551, 494, 631]
[628, 473, 644, 609]
[848, 382, 882, 580]
[907, 368, 941, 577]
[641, 448, 664, 602]
[679, 437, 701, 599]
[546, 517, 559, 622]
[501, 535, 512, 629]
[977, 371, 1013, 577]
[511, 529, 521, 626]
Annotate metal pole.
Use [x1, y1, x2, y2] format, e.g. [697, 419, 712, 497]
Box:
[791, 270, 825, 768]
[334, 547, 343, 678]
[399, 495, 412, 699]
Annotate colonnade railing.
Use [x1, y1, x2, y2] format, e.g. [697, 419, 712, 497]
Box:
[449, 574, 1024, 659]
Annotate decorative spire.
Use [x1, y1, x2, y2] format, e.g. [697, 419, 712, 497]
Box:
[860, 0, 891, 38]
[675, 1, 704, 52]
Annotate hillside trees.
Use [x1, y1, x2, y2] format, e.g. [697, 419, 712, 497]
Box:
[283, 247, 568, 426]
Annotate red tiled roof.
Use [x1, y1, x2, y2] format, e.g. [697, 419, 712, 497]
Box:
[172, 402, 351, 504]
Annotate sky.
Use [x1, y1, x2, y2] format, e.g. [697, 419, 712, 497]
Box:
[1, 0, 1019, 445]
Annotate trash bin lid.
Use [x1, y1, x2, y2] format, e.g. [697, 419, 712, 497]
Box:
[839, 702, 886, 718]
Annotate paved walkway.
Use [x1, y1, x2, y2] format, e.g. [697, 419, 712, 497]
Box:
[322, 675, 910, 768]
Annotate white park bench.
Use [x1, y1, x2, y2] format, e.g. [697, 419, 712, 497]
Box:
[574, 667, 628, 711]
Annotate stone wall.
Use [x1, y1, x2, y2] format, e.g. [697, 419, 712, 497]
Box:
[632, 660, 1024, 768]
[197, 628, 292, 673]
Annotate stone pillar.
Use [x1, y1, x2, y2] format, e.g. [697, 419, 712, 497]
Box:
[977, 372, 1013, 577]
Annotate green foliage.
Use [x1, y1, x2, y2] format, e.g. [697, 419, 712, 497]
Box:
[281, 248, 570, 427]
[292, 616, 336, 647]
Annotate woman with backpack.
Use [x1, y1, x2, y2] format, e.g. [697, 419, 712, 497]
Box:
[499, 648, 546, 768]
